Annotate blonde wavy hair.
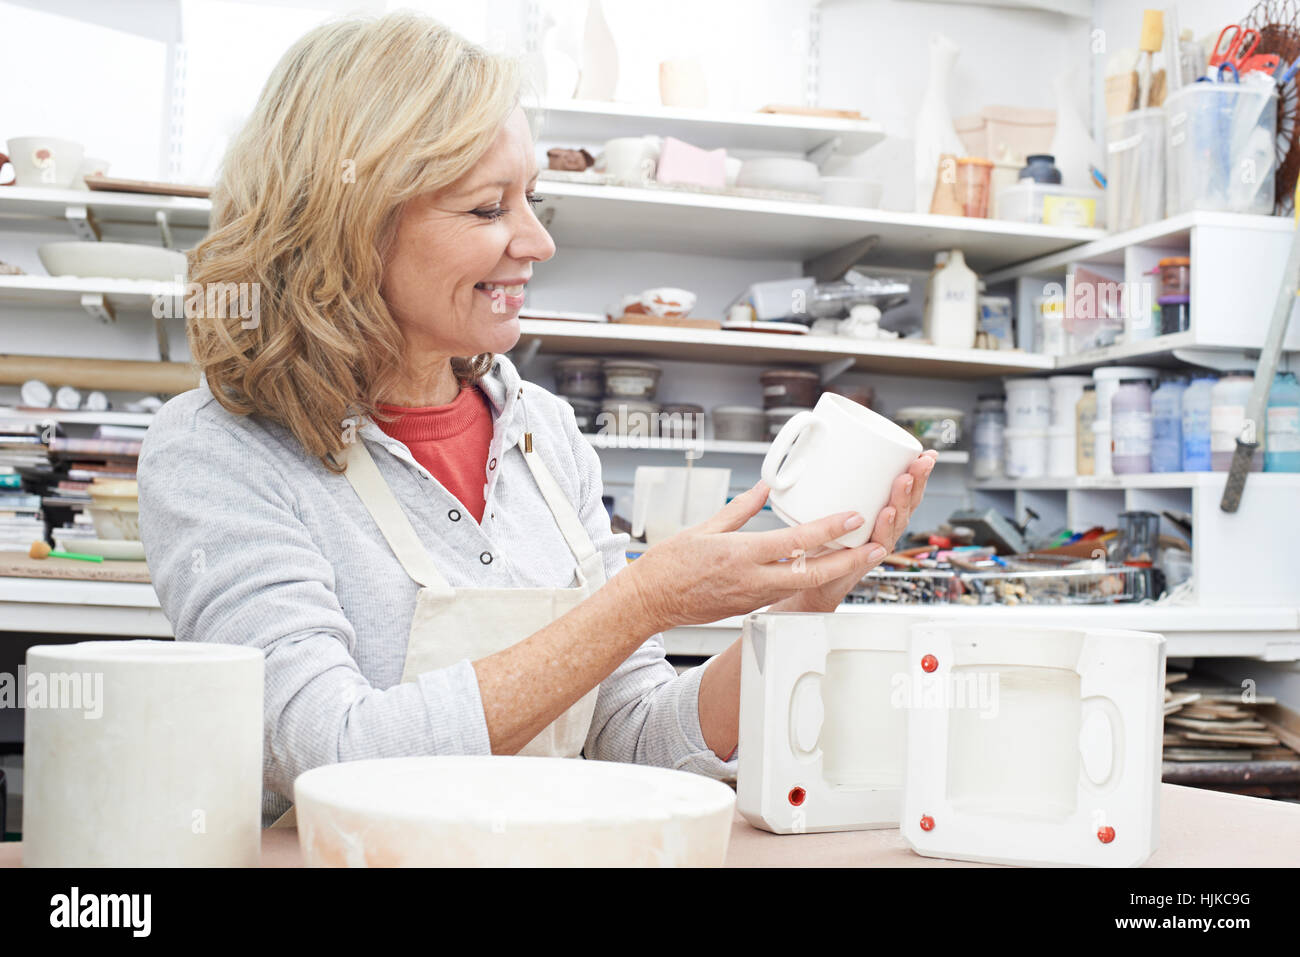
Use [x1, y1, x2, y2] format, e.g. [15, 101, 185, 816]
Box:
[187, 12, 522, 471]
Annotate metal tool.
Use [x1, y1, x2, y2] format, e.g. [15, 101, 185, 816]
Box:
[1221, 177, 1300, 511]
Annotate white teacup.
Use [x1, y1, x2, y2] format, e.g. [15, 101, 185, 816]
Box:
[760, 392, 923, 549]
[602, 136, 661, 184]
[1, 137, 85, 188]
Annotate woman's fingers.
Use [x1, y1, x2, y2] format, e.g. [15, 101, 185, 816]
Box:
[697, 479, 769, 534]
[908, 450, 938, 510]
[750, 508, 866, 563]
[755, 539, 887, 590]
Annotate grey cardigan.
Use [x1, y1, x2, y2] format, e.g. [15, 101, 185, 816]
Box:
[137, 354, 737, 825]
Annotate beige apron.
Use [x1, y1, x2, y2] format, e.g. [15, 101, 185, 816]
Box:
[270, 429, 606, 828]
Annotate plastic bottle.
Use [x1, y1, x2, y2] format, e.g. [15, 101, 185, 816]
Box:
[1112, 379, 1153, 473]
[1265, 370, 1300, 472]
[1211, 370, 1262, 472]
[922, 249, 977, 349]
[1150, 376, 1186, 472]
[1075, 385, 1097, 476]
[972, 394, 1006, 479]
[1181, 374, 1216, 471]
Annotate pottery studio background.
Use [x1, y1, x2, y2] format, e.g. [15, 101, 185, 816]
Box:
[2, 0, 1300, 852]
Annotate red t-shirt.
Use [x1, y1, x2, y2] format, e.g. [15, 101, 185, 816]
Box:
[375, 385, 494, 523]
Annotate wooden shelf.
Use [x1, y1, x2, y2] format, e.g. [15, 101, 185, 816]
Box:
[971, 471, 1300, 491]
[530, 99, 885, 155]
[536, 179, 1103, 271]
[516, 319, 1053, 377]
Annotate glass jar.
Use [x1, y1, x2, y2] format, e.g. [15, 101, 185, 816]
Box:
[1158, 256, 1190, 297]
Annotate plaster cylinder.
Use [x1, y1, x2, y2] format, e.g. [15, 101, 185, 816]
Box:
[23, 640, 263, 867]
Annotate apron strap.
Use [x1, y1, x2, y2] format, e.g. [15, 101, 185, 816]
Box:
[517, 431, 602, 576]
[339, 438, 455, 595]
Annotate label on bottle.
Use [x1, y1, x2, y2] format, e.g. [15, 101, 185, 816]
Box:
[1211, 405, 1250, 452]
[1112, 410, 1152, 457]
[1268, 406, 1300, 452]
[763, 385, 787, 397]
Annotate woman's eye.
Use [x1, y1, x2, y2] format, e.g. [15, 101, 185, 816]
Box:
[526, 192, 543, 207]
[471, 206, 506, 221]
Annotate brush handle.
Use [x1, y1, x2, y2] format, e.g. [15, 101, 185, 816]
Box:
[49, 550, 104, 563]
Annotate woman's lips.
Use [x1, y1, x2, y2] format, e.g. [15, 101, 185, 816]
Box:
[475, 282, 525, 310]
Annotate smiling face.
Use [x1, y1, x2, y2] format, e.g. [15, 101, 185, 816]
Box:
[380, 105, 555, 363]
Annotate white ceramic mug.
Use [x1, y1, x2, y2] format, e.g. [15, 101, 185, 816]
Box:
[602, 136, 661, 184]
[760, 392, 923, 549]
[0, 136, 85, 188]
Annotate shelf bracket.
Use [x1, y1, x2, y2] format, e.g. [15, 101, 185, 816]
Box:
[819, 357, 854, 384]
[154, 313, 172, 362]
[64, 204, 100, 242]
[79, 293, 115, 324]
[803, 234, 880, 282]
[155, 210, 175, 250]
[806, 136, 841, 169]
[1171, 347, 1261, 373]
[516, 337, 542, 368]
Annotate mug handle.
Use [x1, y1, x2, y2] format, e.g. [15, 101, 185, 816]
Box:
[760, 410, 821, 492]
[0, 153, 13, 186]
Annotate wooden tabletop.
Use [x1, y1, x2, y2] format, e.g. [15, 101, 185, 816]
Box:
[3, 783, 1298, 866]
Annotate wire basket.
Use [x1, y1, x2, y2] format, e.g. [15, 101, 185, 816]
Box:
[847, 557, 1149, 606]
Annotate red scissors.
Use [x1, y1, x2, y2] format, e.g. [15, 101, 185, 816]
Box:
[1209, 23, 1261, 69]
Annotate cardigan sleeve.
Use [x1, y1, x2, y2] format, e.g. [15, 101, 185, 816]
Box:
[548, 399, 739, 780]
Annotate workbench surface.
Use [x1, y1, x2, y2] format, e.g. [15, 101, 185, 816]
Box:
[2, 783, 1297, 866]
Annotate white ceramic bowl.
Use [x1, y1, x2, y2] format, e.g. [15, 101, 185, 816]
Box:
[38, 242, 187, 282]
[736, 157, 820, 194]
[819, 176, 883, 208]
[294, 756, 737, 867]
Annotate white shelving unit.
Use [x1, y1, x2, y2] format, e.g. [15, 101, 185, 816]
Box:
[1, 169, 1297, 660]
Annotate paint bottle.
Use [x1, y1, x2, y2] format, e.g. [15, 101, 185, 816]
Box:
[1180, 373, 1216, 471]
[1150, 376, 1186, 472]
[1111, 379, 1153, 473]
[923, 249, 977, 349]
[1265, 370, 1300, 472]
[1211, 370, 1262, 472]
[1075, 385, 1097, 476]
[972, 394, 1006, 479]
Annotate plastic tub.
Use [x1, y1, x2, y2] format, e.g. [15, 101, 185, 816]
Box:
[893, 406, 965, 451]
[553, 357, 604, 399]
[759, 368, 820, 410]
[659, 402, 704, 439]
[1093, 366, 1159, 423]
[1004, 377, 1052, 429]
[765, 406, 806, 440]
[1003, 427, 1048, 478]
[1112, 379, 1153, 474]
[1107, 107, 1165, 231]
[997, 182, 1104, 227]
[1047, 375, 1091, 429]
[1046, 424, 1076, 477]
[601, 360, 662, 400]
[711, 405, 766, 442]
[1166, 81, 1276, 216]
[1211, 370, 1262, 471]
[560, 396, 601, 433]
[599, 399, 660, 437]
[1092, 420, 1113, 476]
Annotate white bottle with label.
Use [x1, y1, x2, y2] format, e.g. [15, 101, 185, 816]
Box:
[922, 249, 977, 350]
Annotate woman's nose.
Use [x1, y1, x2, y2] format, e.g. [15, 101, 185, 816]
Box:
[512, 203, 557, 264]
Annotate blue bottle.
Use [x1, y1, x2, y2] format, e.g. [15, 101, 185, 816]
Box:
[1181, 373, 1217, 471]
[1151, 376, 1186, 472]
[1265, 371, 1300, 472]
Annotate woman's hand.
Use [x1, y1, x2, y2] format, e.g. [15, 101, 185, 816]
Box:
[624, 448, 938, 631]
[769, 448, 939, 614]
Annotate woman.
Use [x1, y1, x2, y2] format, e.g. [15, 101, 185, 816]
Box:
[138, 13, 936, 827]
